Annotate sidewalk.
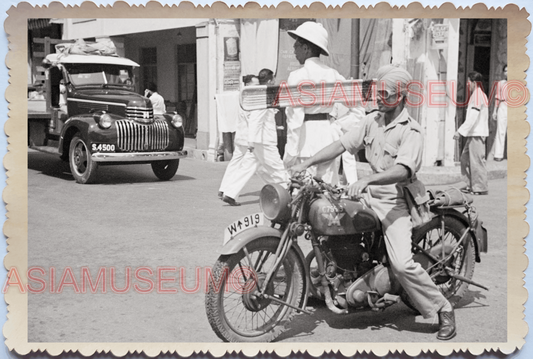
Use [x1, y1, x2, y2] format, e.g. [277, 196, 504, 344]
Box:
[357, 160, 507, 186]
[184, 137, 507, 186]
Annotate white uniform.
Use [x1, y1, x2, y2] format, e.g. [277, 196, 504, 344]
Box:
[219, 107, 254, 194]
[149, 92, 166, 115]
[493, 80, 507, 159]
[223, 109, 288, 201]
[331, 103, 360, 185]
[284, 57, 364, 184]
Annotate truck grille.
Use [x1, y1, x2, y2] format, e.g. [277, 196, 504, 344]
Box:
[126, 106, 154, 124]
[115, 119, 170, 152]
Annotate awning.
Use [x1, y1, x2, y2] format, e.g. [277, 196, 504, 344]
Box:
[28, 19, 52, 30]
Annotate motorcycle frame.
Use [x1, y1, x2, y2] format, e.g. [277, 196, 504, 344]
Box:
[218, 179, 488, 317]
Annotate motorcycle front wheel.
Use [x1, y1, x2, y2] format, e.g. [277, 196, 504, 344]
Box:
[205, 237, 305, 342]
[402, 216, 476, 311]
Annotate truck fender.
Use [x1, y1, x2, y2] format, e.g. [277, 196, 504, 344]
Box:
[218, 225, 309, 311]
[59, 117, 91, 156]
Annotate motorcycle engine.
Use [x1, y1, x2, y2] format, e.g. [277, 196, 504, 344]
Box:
[324, 234, 375, 280]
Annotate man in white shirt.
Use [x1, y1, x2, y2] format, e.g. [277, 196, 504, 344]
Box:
[453, 71, 489, 195]
[144, 82, 166, 115]
[284, 21, 365, 185]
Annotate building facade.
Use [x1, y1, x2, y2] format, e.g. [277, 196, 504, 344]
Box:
[28, 17, 507, 165]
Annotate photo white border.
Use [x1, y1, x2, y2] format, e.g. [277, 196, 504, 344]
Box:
[2, 0, 531, 358]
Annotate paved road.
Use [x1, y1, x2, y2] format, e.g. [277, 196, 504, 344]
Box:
[27, 150, 507, 343]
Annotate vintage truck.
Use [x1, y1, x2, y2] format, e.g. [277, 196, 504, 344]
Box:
[28, 49, 188, 184]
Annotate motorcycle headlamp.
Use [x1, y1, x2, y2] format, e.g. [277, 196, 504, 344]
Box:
[95, 112, 112, 129]
[260, 183, 291, 222]
[171, 114, 184, 128]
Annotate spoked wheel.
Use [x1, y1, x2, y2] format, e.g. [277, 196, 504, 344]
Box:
[69, 134, 98, 184]
[205, 237, 305, 342]
[402, 216, 476, 311]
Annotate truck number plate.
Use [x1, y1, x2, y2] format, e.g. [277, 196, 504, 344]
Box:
[223, 213, 264, 245]
[91, 143, 116, 152]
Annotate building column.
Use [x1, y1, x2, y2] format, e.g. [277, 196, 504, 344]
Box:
[444, 19, 460, 166]
[196, 21, 218, 161]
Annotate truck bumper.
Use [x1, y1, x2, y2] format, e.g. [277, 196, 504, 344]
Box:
[91, 150, 188, 163]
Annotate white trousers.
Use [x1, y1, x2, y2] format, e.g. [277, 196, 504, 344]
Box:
[494, 103, 507, 159]
[341, 152, 358, 185]
[219, 145, 270, 194]
[223, 143, 288, 200]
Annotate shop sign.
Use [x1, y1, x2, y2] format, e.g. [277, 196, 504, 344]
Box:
[431, 24, 448, 49]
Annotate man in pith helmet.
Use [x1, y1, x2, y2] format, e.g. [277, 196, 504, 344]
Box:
[284, 21, 364, 184]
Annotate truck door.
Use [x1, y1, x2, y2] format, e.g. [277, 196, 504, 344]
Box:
[48, 66, 68, 136]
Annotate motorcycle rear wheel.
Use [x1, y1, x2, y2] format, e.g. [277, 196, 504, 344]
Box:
[402, 216, 475, 312]
[205, 237, 305, 342]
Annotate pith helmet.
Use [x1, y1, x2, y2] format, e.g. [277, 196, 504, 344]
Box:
[288, 21, 330, 57]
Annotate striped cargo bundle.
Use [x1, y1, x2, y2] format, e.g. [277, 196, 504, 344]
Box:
[240, 79, 375, 111]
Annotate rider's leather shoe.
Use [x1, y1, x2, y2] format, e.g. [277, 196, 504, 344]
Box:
[437, 309, 456, 340]
[222, 196, 241, 206]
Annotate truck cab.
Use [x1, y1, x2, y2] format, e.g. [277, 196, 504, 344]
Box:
[28, 50, 187, 184]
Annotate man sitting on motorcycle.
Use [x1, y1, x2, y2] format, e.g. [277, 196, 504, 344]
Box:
[291, 64, 456, 340]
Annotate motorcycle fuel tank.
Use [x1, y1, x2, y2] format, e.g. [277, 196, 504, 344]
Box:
[308, 196, 381, 236]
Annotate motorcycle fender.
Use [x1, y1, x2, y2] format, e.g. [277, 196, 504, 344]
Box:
[431, 208, 484, 263]
[218, 225, 310, 311]
[219, 226, 283, 255]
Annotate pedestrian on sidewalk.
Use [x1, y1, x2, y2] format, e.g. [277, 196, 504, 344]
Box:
[218, 75, 261, 205]
[221, 69, 289, 206]
[453, 71, 489, 195]
[492, 64, 507, 162]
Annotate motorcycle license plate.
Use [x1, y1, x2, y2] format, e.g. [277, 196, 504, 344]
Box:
[223, 213, 264, 245]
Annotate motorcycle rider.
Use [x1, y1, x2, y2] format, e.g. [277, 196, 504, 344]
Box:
[291, 64, 457, 340]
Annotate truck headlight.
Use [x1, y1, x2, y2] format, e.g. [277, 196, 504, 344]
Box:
[98, 113, 113, 129]
[171, 114, 183, 128]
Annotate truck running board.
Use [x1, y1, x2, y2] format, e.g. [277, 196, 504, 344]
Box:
[29, 145, 60, 155]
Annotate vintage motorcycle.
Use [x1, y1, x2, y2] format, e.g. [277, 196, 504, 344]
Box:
[205, 175, 488, 342]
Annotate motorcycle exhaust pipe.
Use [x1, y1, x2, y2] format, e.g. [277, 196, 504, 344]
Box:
[321, 281, 348, 314]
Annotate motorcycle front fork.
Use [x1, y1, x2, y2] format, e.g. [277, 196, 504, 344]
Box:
[249, 224, 312, 315]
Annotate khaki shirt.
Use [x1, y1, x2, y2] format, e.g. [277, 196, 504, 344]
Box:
[340, 108, 423, 181]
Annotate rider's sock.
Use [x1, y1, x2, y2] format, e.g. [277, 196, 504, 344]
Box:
[440, 301, 453, 312]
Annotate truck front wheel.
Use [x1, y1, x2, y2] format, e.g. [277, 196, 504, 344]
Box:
[151, 160, 179, 181]
[69, 135, 98, 184]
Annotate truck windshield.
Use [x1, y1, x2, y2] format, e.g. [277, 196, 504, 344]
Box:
[65, 64, 135, 89]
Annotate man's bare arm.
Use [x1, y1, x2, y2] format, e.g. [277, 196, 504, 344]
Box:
[290, 140, 346, 174]
[348, 164, 410, 198]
